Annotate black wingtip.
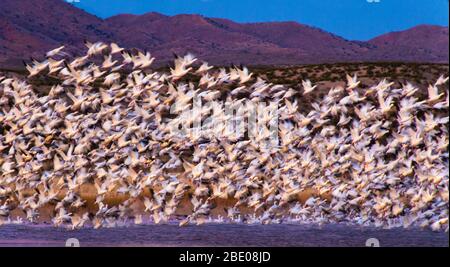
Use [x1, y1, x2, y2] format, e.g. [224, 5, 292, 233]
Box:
[63, 60, 71, 70]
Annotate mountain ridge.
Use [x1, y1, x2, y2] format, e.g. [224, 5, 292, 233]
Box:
[0, 0, 448, 68]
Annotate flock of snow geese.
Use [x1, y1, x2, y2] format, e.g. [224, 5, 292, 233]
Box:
[0, 42, 448, 231]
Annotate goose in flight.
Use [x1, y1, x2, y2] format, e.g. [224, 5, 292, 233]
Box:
[85, 41, 108, 56]
[196, 62, 213, 74]
[427, 84, 444, 103]
[102, 54, 118, 69]
[346, 74, 360, 90]
[110, 43, 125, 54]
[402, 82, 418, 97]
[170, 54, 195, 79]
[377, 91, 395, 114]
[133, 51, 155, 69]
[48, 58, 65, 74]
[46, 45, 66, 58]
[435, 75, 449, 86]
[24, 58, 49, 77]
[302, 79, 317, 95]
[236, 66, 253, 84]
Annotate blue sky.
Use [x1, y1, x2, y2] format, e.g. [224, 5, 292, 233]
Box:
[70, 0, 449, 40]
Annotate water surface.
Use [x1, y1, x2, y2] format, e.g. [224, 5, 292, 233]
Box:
[0, 223, 447, 247]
